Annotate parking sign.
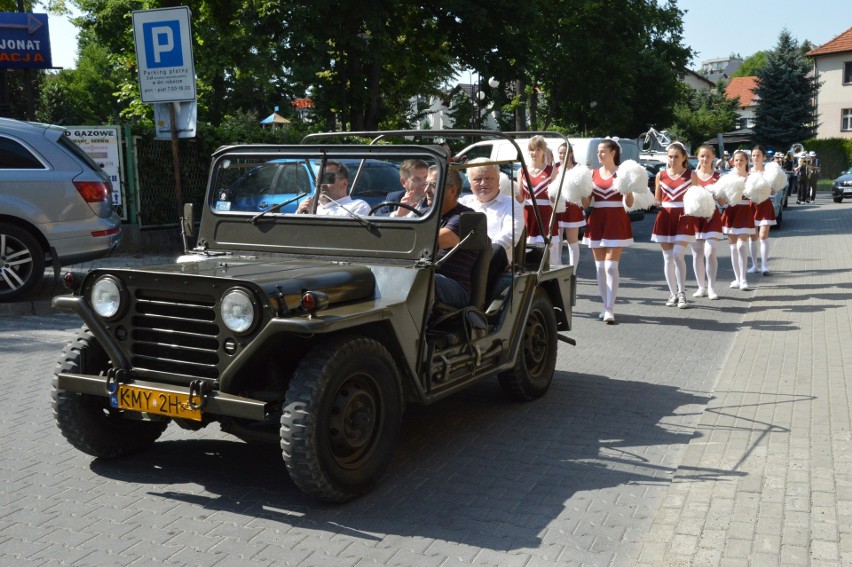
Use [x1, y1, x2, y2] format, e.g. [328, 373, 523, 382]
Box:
[132, 7, 196, 103]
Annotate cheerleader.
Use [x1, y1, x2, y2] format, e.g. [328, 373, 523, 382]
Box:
[690, 145, 726, 300]
[555, 142, 586, 273]
[651, 141, 695, 309]
[581, 139, 634, 324]
[518, 136, 560, 267]
[721, 150, 756, 290]
[748, 145, 776, 275]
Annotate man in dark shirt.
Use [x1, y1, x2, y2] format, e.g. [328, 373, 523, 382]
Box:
[433, 168, 477, 308]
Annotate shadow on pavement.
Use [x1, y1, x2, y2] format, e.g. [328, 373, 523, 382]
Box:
[88, 371, 744, 551]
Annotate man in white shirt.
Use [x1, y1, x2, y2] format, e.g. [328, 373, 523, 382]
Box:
[456, 158, 525, 282]
[296, 160, 370, 216]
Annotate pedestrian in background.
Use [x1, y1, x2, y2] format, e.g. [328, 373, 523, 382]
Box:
[721, 150, 756, 290]
[748, 145, 777, 276]
[797, 152, 810, 204]
[690, 144, 726, 300]
[651, 141, 695, 308]
[581, 139, 635, 324]
[808, 151, 820, 202]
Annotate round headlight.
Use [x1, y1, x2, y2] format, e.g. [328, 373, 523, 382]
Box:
[91, 276, 122, 319]
[221, 288, 256, 333]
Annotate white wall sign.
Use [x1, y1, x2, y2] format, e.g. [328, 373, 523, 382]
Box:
[63, 126, 124, 208]
[132, 7, 196, 103]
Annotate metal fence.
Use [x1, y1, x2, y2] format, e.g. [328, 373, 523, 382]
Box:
[131, 136, 211, 227]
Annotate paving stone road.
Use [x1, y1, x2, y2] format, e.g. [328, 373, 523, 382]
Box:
[0, 195, 848, 566]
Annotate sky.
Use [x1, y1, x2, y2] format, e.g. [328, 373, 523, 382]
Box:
[44, 2, 848, 71]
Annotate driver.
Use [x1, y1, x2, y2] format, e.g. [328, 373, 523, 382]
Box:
[296, 161, 370, 216]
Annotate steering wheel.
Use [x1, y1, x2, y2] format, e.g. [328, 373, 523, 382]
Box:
[368, 201, 425, 217]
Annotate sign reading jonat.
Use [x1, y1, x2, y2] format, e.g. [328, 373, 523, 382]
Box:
[0, 12, 52, 68]
[132, 7, 196, 103]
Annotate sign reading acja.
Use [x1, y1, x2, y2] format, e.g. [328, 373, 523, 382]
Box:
[0, 12, 52, 69]
[132, 7, 196, 103]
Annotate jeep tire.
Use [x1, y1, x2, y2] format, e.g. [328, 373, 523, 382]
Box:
[499, 288, 557, 401]
[281, 335, 403, 502]
[52, 328, 168, 458]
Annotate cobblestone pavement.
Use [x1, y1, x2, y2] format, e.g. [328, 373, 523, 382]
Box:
[0, 195, 848, 566]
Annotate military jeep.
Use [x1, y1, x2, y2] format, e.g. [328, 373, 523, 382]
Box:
[52, 131, 576, 502]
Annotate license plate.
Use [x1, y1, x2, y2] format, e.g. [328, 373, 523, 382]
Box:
[112, 384, 202, 421]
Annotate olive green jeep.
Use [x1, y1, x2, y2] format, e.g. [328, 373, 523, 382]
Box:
[52, 131, 576, 502]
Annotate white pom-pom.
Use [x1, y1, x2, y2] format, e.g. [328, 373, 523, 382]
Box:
[613, 160, 648, 194]
[625, 188, 655, 212]
[563, 165, 593, 205]
[684, 186, 716, 218]
[744, 173, 771, 204]
[714, 173, 745, 202]
[762, 162, 788, 192]
[498, 172, 513, 197]
[547, 172, 567, 212]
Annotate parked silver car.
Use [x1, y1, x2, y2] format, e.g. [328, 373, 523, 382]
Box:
[0, 118, 122, 301]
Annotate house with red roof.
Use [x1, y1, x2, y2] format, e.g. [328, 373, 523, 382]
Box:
[806, 26, 852, 139]
[725, 76, 760, 130]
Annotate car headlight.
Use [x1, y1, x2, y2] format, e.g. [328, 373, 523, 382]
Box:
[91, 276, 123, 319]
[220, 288, 256, 334]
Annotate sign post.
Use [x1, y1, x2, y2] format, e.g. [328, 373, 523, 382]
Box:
[132, 7, 196, 221]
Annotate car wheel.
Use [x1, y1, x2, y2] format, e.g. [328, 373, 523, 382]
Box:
[499, 288, 558, 401]
[0, 223, 45, 302]
[52, 327, 169, 458]
[833, 197, 843, 203]
[281, 335, 403, 502]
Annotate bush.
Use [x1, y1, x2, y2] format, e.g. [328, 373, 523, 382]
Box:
[804, 137, 852, 179]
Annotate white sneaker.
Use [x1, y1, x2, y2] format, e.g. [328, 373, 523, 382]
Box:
[707, 288, 719, 300]
[603, 310, 615, 324]
[665, 293, 678, 306]
[598, 310, 605, 320]
[747, 266, 757, 274]
[739, 281, 749, 290]
[730, 280, 740, 289]
[677, 292, 688, 309]
[693, 288, 706, 298]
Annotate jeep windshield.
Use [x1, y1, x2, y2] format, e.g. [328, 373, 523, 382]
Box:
[197, 145, 448, 261]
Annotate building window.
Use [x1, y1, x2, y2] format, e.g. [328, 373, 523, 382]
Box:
[845, 62, 852, 84]
[842, 109, 852, 132]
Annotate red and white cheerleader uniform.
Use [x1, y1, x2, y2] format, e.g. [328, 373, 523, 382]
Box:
[752, 194, 777, 227]
[521, 164, 557, 240]
[692, 171, 725, 240]
[721, 176, 757, 236]
[582, 168, 633, 248]
[651, 169, 696, 244]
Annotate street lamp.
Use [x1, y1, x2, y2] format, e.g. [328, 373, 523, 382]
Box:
[472, 76, 499, 128]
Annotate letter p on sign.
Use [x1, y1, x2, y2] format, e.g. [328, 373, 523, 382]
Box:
[143, 20, 182, 67]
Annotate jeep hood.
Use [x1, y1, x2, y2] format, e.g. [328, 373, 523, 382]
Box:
[98, 257, 376, 309]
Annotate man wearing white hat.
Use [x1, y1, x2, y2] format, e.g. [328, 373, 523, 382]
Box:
[807, 151, 820, 202]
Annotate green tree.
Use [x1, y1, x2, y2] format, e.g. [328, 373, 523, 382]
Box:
[670, 82, 739, 150]
[731, 52, 767, 77]
[752, 29, 817, 149]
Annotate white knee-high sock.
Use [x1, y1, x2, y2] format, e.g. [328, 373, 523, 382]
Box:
[748, 238, 758, 268]
[604, 259, 619, 310]
[760, 239, 770, 271]
[705, 240, 718, 290]
[662, 248, 676, 294]
[691, 240, 706, 289]
[673, 244, 687, 293]
[567, 242, 580, 273]
[549, 236, 562, 267]
[595, 260, 607, 305]
[736, 239, 749, 282]
[730, 242, 741, 284]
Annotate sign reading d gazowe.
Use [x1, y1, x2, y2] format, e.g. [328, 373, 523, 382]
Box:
[132, 7, 196, 103]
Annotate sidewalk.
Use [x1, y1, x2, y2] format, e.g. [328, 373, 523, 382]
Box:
[636, 196, 852, 566]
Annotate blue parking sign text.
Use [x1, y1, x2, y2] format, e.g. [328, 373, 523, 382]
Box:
[142, 20, 183, 68]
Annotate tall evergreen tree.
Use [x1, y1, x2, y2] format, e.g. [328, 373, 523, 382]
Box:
[752, 29, 818, 150]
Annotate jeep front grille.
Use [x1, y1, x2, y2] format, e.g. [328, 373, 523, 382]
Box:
[130, 290, 221, 380]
